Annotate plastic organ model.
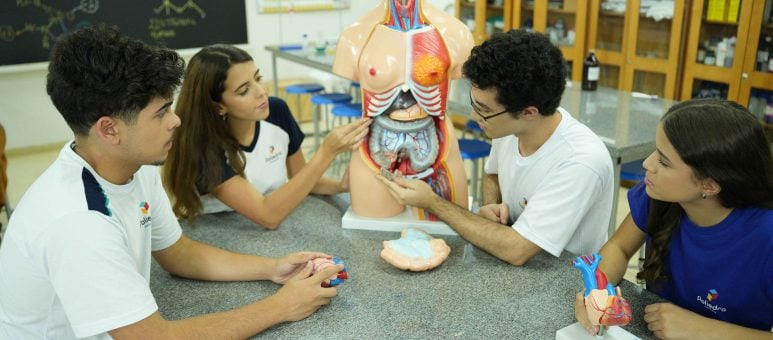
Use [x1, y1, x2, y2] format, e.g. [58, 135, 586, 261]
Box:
[333, 0, 473, 220]
[380, 228, 450, 271]
[310, 256, 348, 287]
[572, 253, 633, 327]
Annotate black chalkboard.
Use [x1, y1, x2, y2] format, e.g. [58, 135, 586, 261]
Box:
[0, 0, 247, 66]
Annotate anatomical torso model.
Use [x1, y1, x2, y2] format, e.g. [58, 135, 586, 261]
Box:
[333, 0, 473, 219]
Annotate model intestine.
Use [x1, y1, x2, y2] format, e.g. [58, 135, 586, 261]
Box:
[380, 228, 450, 271]
[572, 253, 633, 326]
[333, 0, 472, 220]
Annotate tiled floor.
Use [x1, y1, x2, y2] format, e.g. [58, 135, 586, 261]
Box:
[2, 122, 641, 283]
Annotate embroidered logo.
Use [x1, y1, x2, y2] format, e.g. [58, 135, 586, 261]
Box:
[140, 201, 150, 215]
[265, 144, 283, 163]
[706, 289, 718, 302]
[519, 197, 528, 209]
[139, 201, 152, 228]
[696, 289, 726, 314]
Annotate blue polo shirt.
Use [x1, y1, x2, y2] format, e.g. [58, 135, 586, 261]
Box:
[628, 182, 773, 331]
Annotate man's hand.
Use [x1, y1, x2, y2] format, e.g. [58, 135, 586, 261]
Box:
[269, 262, 342, 322]
[478, 203, 509, 225]
[271, 252, 331, 284]
[375, 175, 436, 208]
[644, 303, 712, 339]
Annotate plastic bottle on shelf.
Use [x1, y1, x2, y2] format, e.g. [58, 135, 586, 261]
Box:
[715, 40, 727, 67]
[757, 35, 771, 72]
[301, 33, 311, 56]
[582, 49, 600, 91]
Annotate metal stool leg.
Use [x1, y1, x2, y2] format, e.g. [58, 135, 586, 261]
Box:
[471, 158, 480, 205]
[313, 104, 321, 151]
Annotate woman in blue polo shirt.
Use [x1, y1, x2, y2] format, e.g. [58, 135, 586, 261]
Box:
[163, 44, 371, 229]
[575, 99, 772, 338]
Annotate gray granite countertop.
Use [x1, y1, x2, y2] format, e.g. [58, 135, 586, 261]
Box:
[150, 196, 663, 339]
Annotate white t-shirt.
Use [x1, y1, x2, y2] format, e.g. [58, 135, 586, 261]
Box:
[0, 142, 182, 339]
[200, 97, 304, 214]
[484, 108, 613, 257]
[200, 120, 291, 213]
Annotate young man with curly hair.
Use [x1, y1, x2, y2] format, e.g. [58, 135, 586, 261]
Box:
[379, 29, 614, 266]
[0, 25, 341, 339]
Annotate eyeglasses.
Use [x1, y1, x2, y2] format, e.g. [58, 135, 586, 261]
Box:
[469, 90, 509, 121]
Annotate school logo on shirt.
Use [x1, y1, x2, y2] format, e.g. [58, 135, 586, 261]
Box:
[265, 144, 283, 163]
[696, 289, 726, 313]
[706, 289, 718, 302]
[139, 201, 152, 228]
[519, 197, 528, 209]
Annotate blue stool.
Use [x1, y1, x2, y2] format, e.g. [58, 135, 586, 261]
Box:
[463, 119, 484, 139]
[458, 138, 492, 204]
[620, 159, 645, 186]
[285, 83, 324, 122]
[331, 102, 362, 125]
[350, 82, 361, 103]
[311, 93, 353, 150]
[329, 102, 363, 175]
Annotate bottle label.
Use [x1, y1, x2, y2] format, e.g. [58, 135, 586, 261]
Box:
[587, 66, 600, 81]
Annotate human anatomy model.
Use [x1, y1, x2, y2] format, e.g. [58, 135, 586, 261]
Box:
[310, 257, 348, 287]
[573, 254, 633, 327]
[333, 0, 473, 220]
[381, 228, 450, 271]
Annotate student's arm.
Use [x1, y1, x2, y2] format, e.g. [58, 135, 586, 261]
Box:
[598, 214, 646, 285]
[377, 176, 542, 266]
[478, 173, 508, 224]
[109, 264, 342, 339]
[643, 303, 773, 340]
[286, 149, 345, 195]
[575, 214, 645, 335]
[482, 173, 501, 205]
[152, 234, 329, 282]
[211, 118, 370, 229]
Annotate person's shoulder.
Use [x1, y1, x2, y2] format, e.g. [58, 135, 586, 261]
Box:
[743, 206, 773, 237]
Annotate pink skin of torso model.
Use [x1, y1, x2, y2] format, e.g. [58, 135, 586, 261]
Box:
[333, 0, 473, 219]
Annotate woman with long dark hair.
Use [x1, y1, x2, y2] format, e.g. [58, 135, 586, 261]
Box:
[163, 44, 371, 228]
[575, 99, 772, 338]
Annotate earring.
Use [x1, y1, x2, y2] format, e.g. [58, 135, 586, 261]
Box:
[701, 192, 707, 199]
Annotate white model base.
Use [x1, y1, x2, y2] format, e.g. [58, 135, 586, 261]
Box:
[341, 206, 458, 236]
[555, 323, 641, 340]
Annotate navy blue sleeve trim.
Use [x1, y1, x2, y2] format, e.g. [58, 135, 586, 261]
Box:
[267, 96, 305, 155]
[82, 168, 111, 216]
[196, 151, 237, 195]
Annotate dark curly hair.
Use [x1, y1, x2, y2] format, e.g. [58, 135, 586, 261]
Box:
[46, 24, 185, 136]
[462, 29, 567, 117]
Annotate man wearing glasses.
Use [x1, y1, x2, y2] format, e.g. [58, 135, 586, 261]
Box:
[378, 30, 613, 266]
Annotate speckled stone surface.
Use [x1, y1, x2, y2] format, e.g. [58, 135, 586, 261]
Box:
[150, 196, 663, 339]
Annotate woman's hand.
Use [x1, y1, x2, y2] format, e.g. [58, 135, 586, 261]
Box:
[574, 292, 600, 335]
[320, 118, 371, 157]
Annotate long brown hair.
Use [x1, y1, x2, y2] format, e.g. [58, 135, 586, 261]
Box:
[637, 99, 773, 286]
[163, 44, 252, 222]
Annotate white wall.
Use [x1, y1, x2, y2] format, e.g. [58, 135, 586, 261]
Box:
[0, 0, 454, 150]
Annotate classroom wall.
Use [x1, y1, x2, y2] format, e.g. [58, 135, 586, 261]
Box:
[0, 0, 455, 150]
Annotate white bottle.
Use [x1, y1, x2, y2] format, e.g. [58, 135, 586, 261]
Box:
[715, 40, 727, 67]
[301, 33, 310, 56]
